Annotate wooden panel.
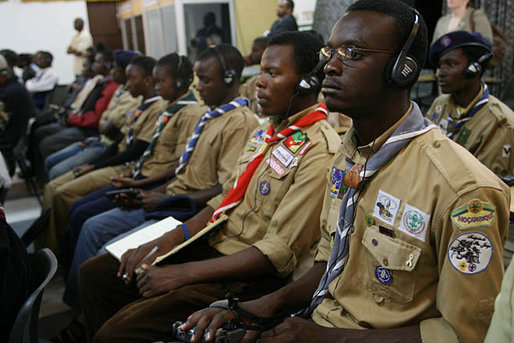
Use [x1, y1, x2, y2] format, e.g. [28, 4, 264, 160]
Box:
[87, 1, 124, 50]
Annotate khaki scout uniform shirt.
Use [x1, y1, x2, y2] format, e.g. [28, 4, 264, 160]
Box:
[427, 86, 514, 176]
[312, 111, 510, 342]
[138, 100, 205, 177]
[207, 104, 340, 278]
[117, 98, 168, 152]
[99, 86, 141, 145]
[165, 101, 258, 195]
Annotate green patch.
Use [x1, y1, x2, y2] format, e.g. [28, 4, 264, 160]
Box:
[451, 199, 496, 229]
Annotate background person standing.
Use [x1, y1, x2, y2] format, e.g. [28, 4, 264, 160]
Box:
[67, 18, 94, 77]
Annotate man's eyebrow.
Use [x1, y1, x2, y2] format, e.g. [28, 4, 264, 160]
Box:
[328, 39, 367, 48]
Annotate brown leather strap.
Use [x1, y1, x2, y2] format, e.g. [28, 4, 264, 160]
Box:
[470, 9, 476, 32]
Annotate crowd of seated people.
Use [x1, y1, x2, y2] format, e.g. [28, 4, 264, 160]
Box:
[2, 0, 514, 342]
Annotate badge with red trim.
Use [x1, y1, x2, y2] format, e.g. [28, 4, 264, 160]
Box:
[284, 131, 308, 154]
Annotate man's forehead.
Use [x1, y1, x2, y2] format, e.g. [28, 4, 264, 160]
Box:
[329, 11, 396, 47]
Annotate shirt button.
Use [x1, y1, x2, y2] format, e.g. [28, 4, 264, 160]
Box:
[382, 258, 389, 266]
[372, 239, 378, 246]
[433, 141, 441, 148]
[374, 295, 385, 305]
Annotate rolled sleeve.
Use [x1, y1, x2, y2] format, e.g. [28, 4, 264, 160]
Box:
[253, 234, 296, 277]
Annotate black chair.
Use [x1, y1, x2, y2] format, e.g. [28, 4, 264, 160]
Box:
[8, 248, 58, 343]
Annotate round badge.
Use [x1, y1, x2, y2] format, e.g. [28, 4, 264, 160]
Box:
[441, 35, 452, 47]
[374, 265, 392, 285]
[402, 209, 426, 235]
[259, 181, 270, 196]
[365, 215, 375, 226]
[448, 232, 493, 275]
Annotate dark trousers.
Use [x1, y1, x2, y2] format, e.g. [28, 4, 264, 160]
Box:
[79, 241, 285, 343]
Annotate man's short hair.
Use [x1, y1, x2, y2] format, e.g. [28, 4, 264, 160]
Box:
[348, 0, 428, 68]
[253, 36, 270, 48]
[197, 44, 245, 81]
[267, 31, 325, 90]
[156, 53, 194, 90]
[37, 51, 53, 66]
[284, 0, 294, 11]
[0, 49, 19, 68]
[129, 56, 156, 77]
[97, 49, 114, 65]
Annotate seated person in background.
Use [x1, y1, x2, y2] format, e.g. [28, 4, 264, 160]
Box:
[45, 50, 141, 180]
[61, 53, 203, 308]
[35, 56, 167, 256]
[25, 51, 59, 110]
[268, 0, 298, 37]
[184, 1, 510, 343]
[0, 206, 32, 343]
[426, 30, 514, 177]
[29, 49, 119, 183]
[432, 0, 492, 45]
[59, 51, 96, 110]
[0, 54, 36, 176]
[78, 30, 339, 343]
[0, 152, 11, 203]
[240, 36, 269, 115]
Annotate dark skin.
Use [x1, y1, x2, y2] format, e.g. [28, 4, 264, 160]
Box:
[184, 10, 422, 343]
[117, 46, 319, 302]
[73, 63, 155, 178]
[67, 18, 85, 56]
[277, 0, 292, 18]
[437, 48, 481, 108]
[97, 65, 128, 141]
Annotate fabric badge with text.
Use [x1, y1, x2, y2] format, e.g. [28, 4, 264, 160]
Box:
[330, 167, 346, 199]
[284, 131, 308, 154]
[372, 190, 401, 226]
[448, 232, 493, 275]
[399, 203, 431, 242]
[266, 157, 286, 177]
[247, 129, 265, 152]
[451, 199, 495, 230]
[272, 145, 295, 168]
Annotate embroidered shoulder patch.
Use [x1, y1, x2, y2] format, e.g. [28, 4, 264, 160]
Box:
[284, 131, 308, 154]
[330, 167, 346, 199]
[247, 129, 265, 152]
[451, 199, 495, 229]
[373, 190, 401, 225]
[448, 232, 493, 275]
[399, 203, 430, 242]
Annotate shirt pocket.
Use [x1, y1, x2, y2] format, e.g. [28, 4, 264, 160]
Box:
[360, 225, 421, 304]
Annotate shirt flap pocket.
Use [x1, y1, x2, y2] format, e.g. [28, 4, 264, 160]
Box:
[362, 226, 421, 272]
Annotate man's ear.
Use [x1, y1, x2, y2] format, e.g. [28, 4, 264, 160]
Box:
[145, 75, 155, 87]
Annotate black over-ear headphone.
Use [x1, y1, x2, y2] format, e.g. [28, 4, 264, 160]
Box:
[296, 58, 327, 96]
[213, 47, 236, 86]
[174, 55, 186, 90]
[387, 9, 420, 89]
[464, 48, 493, 78]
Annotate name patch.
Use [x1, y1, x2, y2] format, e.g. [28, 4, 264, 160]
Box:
[451, 199, 495, 230]
[373, 190, 401, 226]
[448, 232, 493, 275]
[272, 145, 295, 167]
[399, 203, 430, 242]
[266, 157, 286, 177]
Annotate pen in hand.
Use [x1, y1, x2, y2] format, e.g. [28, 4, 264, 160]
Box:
[122, 245, 159, 281]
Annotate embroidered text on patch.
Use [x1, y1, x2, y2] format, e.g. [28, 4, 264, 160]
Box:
[448, 232, 493, 275]
[451, 199, 496, 229]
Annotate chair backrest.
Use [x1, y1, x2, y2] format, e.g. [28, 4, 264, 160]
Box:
[8, 248, 58, 343]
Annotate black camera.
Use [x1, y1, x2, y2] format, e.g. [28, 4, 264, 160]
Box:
[168, 321, 245, 343]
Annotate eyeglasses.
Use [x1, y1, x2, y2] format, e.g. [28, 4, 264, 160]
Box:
[319, 46, 394, 62]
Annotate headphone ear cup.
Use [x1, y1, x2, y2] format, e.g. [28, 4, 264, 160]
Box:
[464, 62, 482, 78]
[296, 75, 320, 95]
[223, 69, 236, 86]
[389, 55, 419, 89]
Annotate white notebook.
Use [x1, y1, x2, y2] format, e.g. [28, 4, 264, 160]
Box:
[105, 214, 228, 264]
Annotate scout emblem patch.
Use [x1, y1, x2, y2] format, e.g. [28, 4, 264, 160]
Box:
[284, 131, 308, 154]
[448, 232, 493, 275]
[259, 181, 270, 195]
[399, 203, 430, 242]
[272, 145, 295, 167]
[374, 266, 392, 285]
[451, 199, 495, 230]
[266, 157, 286, 177]
[456, 127, 471, 145]
[373, 190, 401, 226]
[330, 167, 347, 199]
[247, 129, 265, 152]
[503, 144, 511, 158]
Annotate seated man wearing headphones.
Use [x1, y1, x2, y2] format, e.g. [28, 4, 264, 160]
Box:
[78, 32, 340, 342]
[183, 1, 510, 342]
[427, 31, 514, 177]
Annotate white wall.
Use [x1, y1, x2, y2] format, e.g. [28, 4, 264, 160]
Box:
[0, 0, 89, 85]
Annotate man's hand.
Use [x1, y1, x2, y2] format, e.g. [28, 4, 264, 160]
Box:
[136, 263, 192, 298]
[111, 176, 139, 189]
[111, 190, 143, 209]
[138, 189, 167, 212]
[73, 164, 94, 178]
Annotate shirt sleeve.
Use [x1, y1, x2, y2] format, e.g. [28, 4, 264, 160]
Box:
[25, 69, 58, 92]
[419, 186, 510, 343]
[473, 10, 494, 44]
